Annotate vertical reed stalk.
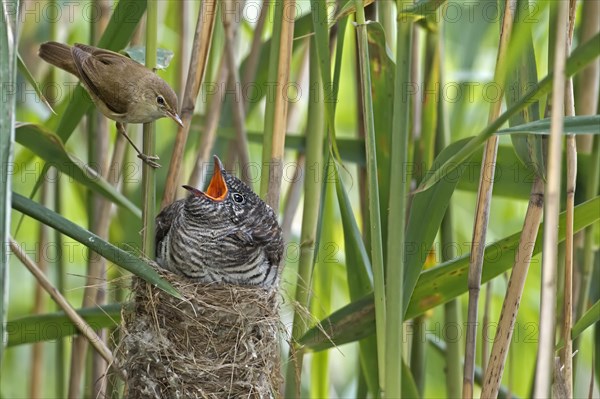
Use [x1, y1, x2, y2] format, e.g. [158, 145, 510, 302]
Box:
[264, 0, 295, 209]
[562, 133, 575, 397]
[0, 7, 19, 372]
[561, 3, 577, 394]
[481, 177, 544, 398]
[533, 0, 569, 396]
[91, 135, 127, 396]
[481, 281, 492, 375]
[162, 0, 217, 207]
[281, 153, 305, 243]
[176, 0, 190, 97]
[410, 316, 427, 395]
[462, 2, 515, 397]
[437, 31, 461, 397]
[384, 1, 414, 396]
[44, 17, 65, 399]
[242, 1, 270, 92]
[480, 0, 543, 395]
[259, 0, 283, 201]
[30, 182, 49, 399]
[280, 43, 310, 242]
[462, 78, 496, 398]
[188, 55, 228, 189]
[574, 0, 600, 351]
[574, 0, 599, 153]
[67, 5, 112, 395]
[354, 1, 386, 393]
[310, 184, 335, 398]
[89, 4, 111, 396]
[54, 186, 66, 399]
[576, 2, 600, 113]
[576, 136, 600, 340]
[444, 299, 462, 398]
[284, 38, 324, 399]
[222, 0, 251, 185]
[141, 0, 158, 258]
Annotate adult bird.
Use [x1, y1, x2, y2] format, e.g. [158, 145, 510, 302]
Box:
[39, 42, 183, 168]
[155, 156, 284, 287]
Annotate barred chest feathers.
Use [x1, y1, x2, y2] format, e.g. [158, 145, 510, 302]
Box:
[155, 156, 284, 288]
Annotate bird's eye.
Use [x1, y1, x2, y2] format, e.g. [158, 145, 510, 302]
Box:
[156, 95, 165, 105]
[232, 192, 245, 204]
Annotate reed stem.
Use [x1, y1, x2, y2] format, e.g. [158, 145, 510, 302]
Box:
[142, 0, 158, 257]
[462, 2, 515, 396]
[354, 1, 387, 392]
[533, 1, 569, 395]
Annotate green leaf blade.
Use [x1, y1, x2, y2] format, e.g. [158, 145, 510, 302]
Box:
[11, 193, 179, 298]
[17, 53, 55, 115]
[299, 197, 600, 350]
[497, 115, 600, 136]
[403, 138, 472, 316]
[7, 304, 123, 346]
[572, 299, 600, 341]
[15, 123, 142, 219]
[418, 32, 600, 192]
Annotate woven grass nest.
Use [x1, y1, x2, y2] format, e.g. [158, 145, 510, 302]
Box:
[119, 268, 282, 398]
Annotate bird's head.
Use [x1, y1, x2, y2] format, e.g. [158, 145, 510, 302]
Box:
[179, 155, 284, 285]
[182, 156, 273, 226]
[139, 76, 183, 127]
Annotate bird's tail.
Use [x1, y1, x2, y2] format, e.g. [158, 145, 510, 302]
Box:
[38, 42, 79, 76]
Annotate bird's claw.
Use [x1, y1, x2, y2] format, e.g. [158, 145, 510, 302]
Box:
[138, 153, 161, 168]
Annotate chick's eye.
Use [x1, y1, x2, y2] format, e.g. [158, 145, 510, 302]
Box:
[232, 193, 245, 204]
[156, 96, 165, 105]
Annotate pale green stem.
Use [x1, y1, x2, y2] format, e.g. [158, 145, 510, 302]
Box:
[354, 1, 387, 393]
[142, 0, 158, 256]
[384, 1, 413, 397]
[259, 0, 283, 200]
[377, 0, 395, 50]
[534, 0, 569, 395]
[283, 38, 325, 399]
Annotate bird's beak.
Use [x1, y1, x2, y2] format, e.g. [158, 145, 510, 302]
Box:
[168, 110, 184, 127]
[182, 156, 227, 202]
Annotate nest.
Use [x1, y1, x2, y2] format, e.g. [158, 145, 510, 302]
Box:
[119, 268, 282, 399]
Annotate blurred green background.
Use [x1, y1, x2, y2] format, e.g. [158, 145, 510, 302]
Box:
[2, 0, 599, 398]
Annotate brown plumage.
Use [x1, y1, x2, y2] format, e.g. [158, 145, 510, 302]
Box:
[38, 42, 183, 167]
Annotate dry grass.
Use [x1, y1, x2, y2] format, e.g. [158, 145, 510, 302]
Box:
[119, 268, 282, 398]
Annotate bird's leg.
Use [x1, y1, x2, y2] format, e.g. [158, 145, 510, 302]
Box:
[116, 122, 161, 168]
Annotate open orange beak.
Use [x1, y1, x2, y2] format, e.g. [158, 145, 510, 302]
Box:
[183, 156, 227, 202]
